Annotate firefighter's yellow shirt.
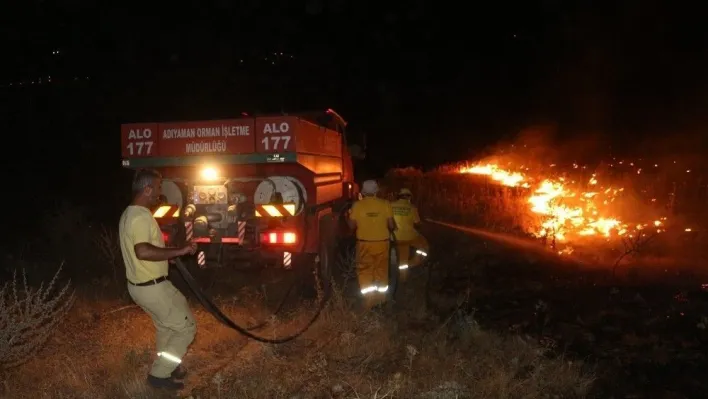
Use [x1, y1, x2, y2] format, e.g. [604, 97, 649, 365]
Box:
[390, 199, 421, 241]
[350, 196, 393, 241]
[119, 205, 168, 283]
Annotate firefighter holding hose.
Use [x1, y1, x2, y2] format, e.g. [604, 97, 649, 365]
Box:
[390, 188, 429, 281]
[348, 180, 396, 309]
[118, 169, 198, 391]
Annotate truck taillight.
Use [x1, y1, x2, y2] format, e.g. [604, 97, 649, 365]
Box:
[161, 231, 170, 243]
[260, 230, 297, 245]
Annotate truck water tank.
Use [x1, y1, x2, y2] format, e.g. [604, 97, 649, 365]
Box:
[253, 176, 307, 216]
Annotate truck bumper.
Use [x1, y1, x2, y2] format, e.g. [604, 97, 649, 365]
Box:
[195, 242, 300, 270]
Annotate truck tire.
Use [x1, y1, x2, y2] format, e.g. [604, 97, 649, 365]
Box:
[295, 214, 336, 300]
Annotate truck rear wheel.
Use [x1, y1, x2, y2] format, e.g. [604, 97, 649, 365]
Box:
[317, 215, 335, 297]
[296, 214, 336, 299]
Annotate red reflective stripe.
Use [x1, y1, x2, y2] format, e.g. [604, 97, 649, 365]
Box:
[191, 237, 240, 244]
[185, 222, 193, 240]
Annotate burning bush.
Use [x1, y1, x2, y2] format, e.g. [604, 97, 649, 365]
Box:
[0, 263, 75, 371]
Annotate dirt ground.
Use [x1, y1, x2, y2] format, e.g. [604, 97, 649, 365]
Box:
[7, 220, 708, 397]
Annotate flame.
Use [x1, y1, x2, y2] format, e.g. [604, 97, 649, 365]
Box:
[459, 163, 667, 242]
[459, 164, 530, 188]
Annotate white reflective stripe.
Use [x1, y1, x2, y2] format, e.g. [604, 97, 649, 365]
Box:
[361, 285, 389, 295]
[283, 252, 292, 268]
[399, 264, 409, 270]
[197, 251, 206, 265]
[361, 286, 377, 294]
[158, 352, 182, 364]
[416, 249, 428, 257]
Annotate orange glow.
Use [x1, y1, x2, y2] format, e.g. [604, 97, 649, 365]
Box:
[459, 163, 669, 243]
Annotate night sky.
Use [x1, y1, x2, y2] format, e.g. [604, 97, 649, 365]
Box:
[2, 1, 708, 235]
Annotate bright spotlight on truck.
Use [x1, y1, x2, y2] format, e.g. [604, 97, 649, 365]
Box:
[200, 167, 219, 181]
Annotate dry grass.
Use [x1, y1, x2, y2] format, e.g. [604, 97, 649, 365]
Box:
[0, 198, 598, 398]
[0, 278, 595, 399]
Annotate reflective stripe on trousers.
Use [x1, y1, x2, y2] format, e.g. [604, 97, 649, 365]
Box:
[127, 281, 197, 378]
[356, 240, 390, 309]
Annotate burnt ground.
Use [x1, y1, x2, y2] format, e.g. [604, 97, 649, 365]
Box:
[421, 222, 708, 398]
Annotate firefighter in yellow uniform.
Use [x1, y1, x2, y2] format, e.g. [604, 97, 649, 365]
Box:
[119, 169, 198, 391]
[391, 188, 429, 281]
[348, 180, 396, 309]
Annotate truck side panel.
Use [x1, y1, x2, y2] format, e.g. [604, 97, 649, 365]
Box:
[295, 118, 342, 157]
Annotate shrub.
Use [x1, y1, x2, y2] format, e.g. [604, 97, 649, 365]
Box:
[0, 263, 75, 371]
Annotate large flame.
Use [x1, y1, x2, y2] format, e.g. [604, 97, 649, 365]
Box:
[459, 163, 666, 243]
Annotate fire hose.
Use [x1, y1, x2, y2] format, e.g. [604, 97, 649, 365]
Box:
[174, 242, 400, 343]
[171, 209, 401, 343]
[173, 257, 329, 343]
[171, 213, 332, 344]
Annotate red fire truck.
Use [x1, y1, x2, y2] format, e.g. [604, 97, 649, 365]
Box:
[120, 109, 359, 282]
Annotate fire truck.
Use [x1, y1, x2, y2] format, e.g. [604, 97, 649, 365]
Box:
[120, 109, 359, 284]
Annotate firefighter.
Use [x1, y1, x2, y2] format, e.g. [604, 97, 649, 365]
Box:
[348, 180, 396, 309]
[118, 168, 198, 391]
[390, 188, 429, 281]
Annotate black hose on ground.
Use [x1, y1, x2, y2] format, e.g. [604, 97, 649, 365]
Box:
[172, 212, 332, 344]
[174, 257, 330, 344]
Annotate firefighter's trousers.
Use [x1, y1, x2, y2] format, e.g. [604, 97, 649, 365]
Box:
[128, 280, 197, 379]
[396, 234, 430, 282]
[356, 240, 390, 309]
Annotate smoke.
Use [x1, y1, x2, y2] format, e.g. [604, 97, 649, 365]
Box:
[470, 124, 612, 170]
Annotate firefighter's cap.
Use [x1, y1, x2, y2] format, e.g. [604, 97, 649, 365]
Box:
[399, 188, 412, 196]
[361, 180, 379, 195]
